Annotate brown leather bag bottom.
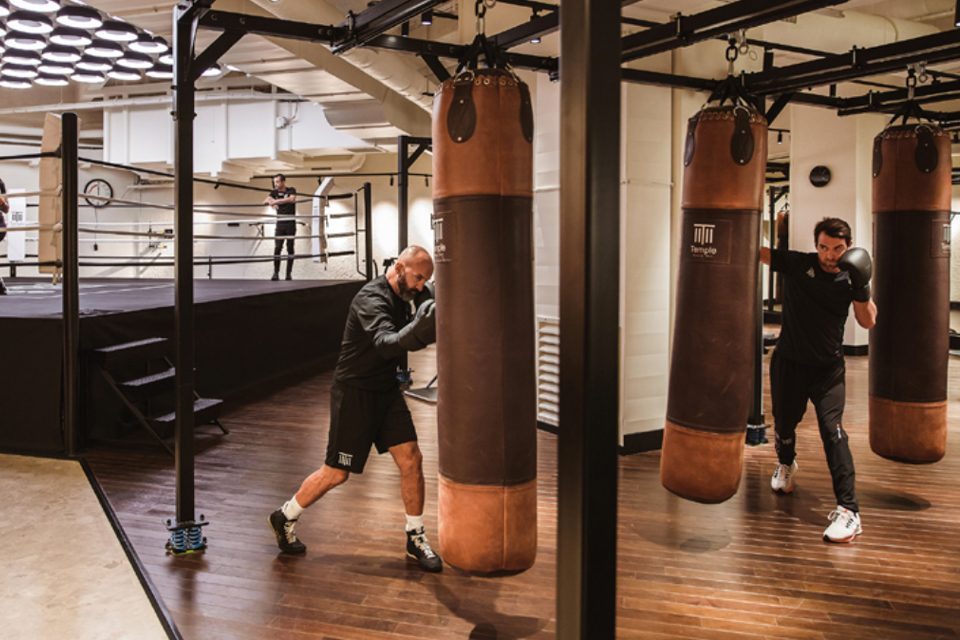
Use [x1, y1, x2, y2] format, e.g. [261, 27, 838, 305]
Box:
[438, 475, 537, 573]
[660, 421, 744, 503]
[870, 395, 946, 463]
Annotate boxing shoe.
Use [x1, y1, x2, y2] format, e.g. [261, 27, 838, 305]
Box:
[770, 459, 798, 494]
[268, 509, 306, 554]
[406, 526, 442, 572]
[823, 506, 862, 543]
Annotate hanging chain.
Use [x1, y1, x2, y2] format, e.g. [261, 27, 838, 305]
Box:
[905, 66, 917, 101]
[475, 0, 496, 35]
[725, 37, 739, 76]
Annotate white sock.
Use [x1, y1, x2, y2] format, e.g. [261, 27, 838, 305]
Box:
[282, 496, 304, 520]
[405, 513, 424, 532]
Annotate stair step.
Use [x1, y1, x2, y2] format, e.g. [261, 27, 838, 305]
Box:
[120, 368, 176, 397]
[94, 337, 168, 365]
[152, 398, 223, 427]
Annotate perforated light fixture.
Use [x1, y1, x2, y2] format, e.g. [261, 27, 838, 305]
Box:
[36, 72, 68, 86]
[0, 78, 32, 88]
[95, 19, 137, 42]
[76, 54, 110, 71]
[2, 62, 39, 78]
[50, 26, 91, 47]
[10, 0, 60, 12]
[0, 0, 11, 19]
[4, 49, 41, 66]
[107, 66, 139, 81]
[129, 33, 167, 54]
[42, 44, 81, 63]
[85, 38, 122, 58]
[55, 5, 102, 29]
[4, 33, 46, 50]
[7, 10, 53, 34]
[116, 50, 152, 70]
[158, 52, 173, 65]
[39, 61, 73, 75]
[145, 62, 172, 79]
[70, 69, 104, 83]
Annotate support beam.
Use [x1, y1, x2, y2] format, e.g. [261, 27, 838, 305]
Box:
[199, 10, 343, 43]
[490, 10, 559, 50]
[420, 53, 450, 82]
[557, 0, 620, 637]
[363, 34, 558, 74]
[192, 30, 244, 82]
[173, 1, 208, 527]
[621, 0, 844, 62]
[61, 112, 79, 458]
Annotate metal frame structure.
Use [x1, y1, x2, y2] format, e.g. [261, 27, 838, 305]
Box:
[168, 0, 960, 634]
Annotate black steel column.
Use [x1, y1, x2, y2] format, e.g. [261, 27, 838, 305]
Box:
[173, 5, 199, 524]
[766, 186, 776, 312]
[746, 219, 766, 444]
[557, 0, 621, 637]
[61, 112, 79, 457]
[397, 134, 409, 251]
[363, 181, 373, 280]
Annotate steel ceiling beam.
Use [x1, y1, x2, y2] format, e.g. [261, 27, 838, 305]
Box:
[747, 29, 960, 95]
[620, 0, 845, 63]
[333, 0, 446, 54]
[199, 10, 343, 43]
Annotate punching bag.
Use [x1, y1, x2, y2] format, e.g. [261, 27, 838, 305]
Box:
[432, 69, 537, 572]
[870, 123, 950, 463]
[661, 104, 767, 502]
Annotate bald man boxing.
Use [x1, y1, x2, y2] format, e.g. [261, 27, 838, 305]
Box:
[269, 245, 442, 571]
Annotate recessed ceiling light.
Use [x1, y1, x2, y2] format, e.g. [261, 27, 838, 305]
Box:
[4, 33, 46, 50]
[42, 44, 81, 63]
[36, 72, 68, 86]
[145, 63, 172, 79]
[0, 78, 32, 89]
[38, 61, 73, 75]
[50, 26, 91, 47]
[95, 19, 137, 42]
[4, 49, 41, 66]
[85, 38, 123, 58]
[1, 62, 39, 78]
[75, 54, 110, 71]
[70, 69, 105, 83]
[129, 33, 167, 54]
[10, 0, 60, 13]
[7, 10, 54, 34]
[55, 5, 102, 29]
[116, 50, 152, 69]
[200, 63, 222, 78]
[107, 67, 140, 81]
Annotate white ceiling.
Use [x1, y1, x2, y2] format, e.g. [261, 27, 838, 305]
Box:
[0, 0, 956, 169]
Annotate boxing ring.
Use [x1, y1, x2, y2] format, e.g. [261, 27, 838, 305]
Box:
[0, 277, 362, 453]
[0, 113, 374, 459]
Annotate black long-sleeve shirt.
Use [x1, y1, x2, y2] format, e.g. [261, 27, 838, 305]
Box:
[333, 276, 411, 390]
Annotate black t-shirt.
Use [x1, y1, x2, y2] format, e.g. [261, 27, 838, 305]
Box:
[270, 187, 296, 221]
[334, 276, 411, 390]
[771, 249, 854, 366]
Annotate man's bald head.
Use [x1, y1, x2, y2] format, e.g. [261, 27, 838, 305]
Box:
[391, 245, 434, 301]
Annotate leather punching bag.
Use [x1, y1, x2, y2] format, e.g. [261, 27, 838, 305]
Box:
[870, 123, 950, 463]
[661, 105, 767, 502]
[432, 69, 537, 572]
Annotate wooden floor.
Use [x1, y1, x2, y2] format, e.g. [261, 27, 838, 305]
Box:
[85, 346, 960, 639]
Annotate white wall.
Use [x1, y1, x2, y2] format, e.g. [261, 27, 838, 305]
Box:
[0, 148, 433, 282]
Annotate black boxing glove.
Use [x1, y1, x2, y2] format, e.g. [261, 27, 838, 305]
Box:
[838, 247, 872, 303]
[398, 299, 436, 351]
[413, 281, 435, 310]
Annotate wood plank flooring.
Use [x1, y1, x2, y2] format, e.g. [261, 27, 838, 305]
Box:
[85, 346, 960, 639]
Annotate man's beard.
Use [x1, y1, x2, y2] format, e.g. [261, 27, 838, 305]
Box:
[397, 274, 416, 301]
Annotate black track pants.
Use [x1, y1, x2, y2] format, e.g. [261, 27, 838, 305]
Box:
[770, 349, 859, 512]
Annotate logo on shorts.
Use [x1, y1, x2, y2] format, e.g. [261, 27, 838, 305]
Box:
[338, 452, 353, 467]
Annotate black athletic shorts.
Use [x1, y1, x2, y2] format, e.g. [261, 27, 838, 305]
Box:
[324, 382, 417, 473]
[275, 220, 296, 238]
